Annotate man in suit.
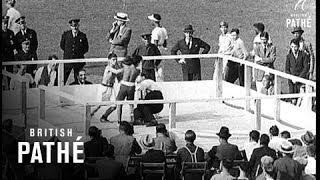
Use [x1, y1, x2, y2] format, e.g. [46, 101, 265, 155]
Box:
[69, 68, 92, 85]
[171, 25, 210, 81]
[14, 38, 37, 76]
[108, 12, 132, 57]
[253, 32, 276, 94]
[285, 38, 309, 105]
[60, 18, 89, 84]
[14, 16, 38, 59]
[34, 55, 58, 87]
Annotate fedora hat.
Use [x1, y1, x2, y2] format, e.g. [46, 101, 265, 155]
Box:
[279, 140, 294, 154]
[114, 12, 129, 22]
[216, 126, 231, 139]
[139, 134, 155, 149]
[183, 25, 195, 33]
[148, 14, 161, 22]
[122, 56, 133, 65]
[291, 26, 304, 34]
[301, 131, 315, 145]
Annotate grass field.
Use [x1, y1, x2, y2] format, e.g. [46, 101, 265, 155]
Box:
[2, 0, 316, 93]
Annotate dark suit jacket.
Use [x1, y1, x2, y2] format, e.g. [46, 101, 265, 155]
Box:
[84, 137, 110, 158]
[171, 37, 210, 74]
[132, 43, 161, 69]
[249, 146, 277, 177]
[60, 30, 89, 59]
[95, 158, 126, 180]
[15, 28, 38, 55]
[208, 142, 242, 168]
[1, 29, 16, 62]
[253, 43, 276, 81]
[110, 25, 132, 56]
[285, 50, 310, 79]
[15, 49, 38, 75]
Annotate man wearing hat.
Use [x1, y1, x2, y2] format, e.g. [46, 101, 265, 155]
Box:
[60, 18, 89, 84]
[132, 33, 161, 81]
[207, 126, 242, 169]
[15, 16, 38, 58]
[291, 26, 315, 81]
[140, 134, 166, 163]
[14, 37, 38, 76]
[4, 0, 21, 34]
[108, 12, 132, 57]
[273, 140, 304, 180]
[171, 24, 210, 81]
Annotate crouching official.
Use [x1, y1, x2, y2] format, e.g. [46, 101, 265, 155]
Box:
[133, 72, 163, 126]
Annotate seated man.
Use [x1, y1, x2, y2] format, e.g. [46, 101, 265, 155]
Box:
[9, 64, 35, 90]
[133, 72, 164, 126]
[153, 123, 177, 154]
[34, 55, 58, 87]
[84, 126, 112, 158]
[69, 68, 93, 85]
[260, 74, 275, 95]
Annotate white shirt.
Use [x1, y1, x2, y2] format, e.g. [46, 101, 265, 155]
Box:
[34, 66, 57, 87]
[10, 73, 34, 90]
[305, 156, 316, 175]
[136, 79, 160, 99]
[218, 33, 232, 54]
[269, 136, 286, 152]
[253, 33, 273, 47]
[6, 7, 21, 34]
[239, 141, 259, 160]
[151, 26, 168, 46]
[185, 37, 192, 49]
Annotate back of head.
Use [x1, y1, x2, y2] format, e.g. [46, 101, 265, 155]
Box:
[185, 130, 196, 143]
[107, 53, 117, 59]
[260, 31, 269, 40]
[253, 22, 265, 32]
[249, 130, 260, 143]
[88, 126, 99, 138]
[119, 121, 133, 135]
[132, 55, 142, 66]
[221, 159, 234, 171]
[156, 123, 168, 135]
[280, 131, 291, 139]
[230, 28, 239, 34]
[260, 134, 270, 146]
[269, 125, 279, 136]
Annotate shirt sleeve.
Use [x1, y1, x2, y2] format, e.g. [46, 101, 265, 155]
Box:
[34, 67, 43, 85]
[151, 29, 159, 41]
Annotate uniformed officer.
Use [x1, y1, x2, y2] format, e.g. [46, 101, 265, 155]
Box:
[60, 18, 89, 84]
[2, 16, 16, 71]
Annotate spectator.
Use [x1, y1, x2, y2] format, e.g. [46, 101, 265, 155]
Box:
[280, 131, 291, 139]
[301, 131, 315, 146]
[176, 130, 205, 180]
[288, 138, 307, 160]
[294, 156, 316, 180]
[268, 125, 285, 154]
[208, 126, 242, 169]
[34, 55, 58, 87]
[304, 144, 316, 175]
[153, 123, 177, 154]
[14, 37, 37, 76]
[15, 16, 38, 59]
[2, 15, 16, 73]
[210, 159, 236, 180]
[69, 68, 93, 85]
[108, 12, 131, 57]
[4, 0, 21, 34]
[84, 126, 112, 158]
[249, 134, 277, 178]
[94, 145, 127, 180]
[291, 26, 315, 81]
[224, 28, 249, 86]
[60, 18, 89, 84]
[148, 13, 168, 81]
[237, 161, 250, 180]
[9, 64, 34, 90]
[253, 32, 276, 94]
[255, 156, 276, 180]
[273, 140, 304, 180]
[239, 130, 260, 161]
[217, 21, 232, 74]
[260, 74, 275, 95]
[285, 38, 309, 105]
[252, 22, 272, 49]
[133, 73, 164, 126]
[132, 33, 161, 81]
[171, 24, 210, 81]
[110, 121, 142, 169]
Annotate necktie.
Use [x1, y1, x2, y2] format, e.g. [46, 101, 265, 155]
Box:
[187, 39, 191, 49]
[264, 47, 267, 56]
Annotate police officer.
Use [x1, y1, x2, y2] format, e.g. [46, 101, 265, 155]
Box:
[60, 18, 89, 84]
[2, 16, 16, 70]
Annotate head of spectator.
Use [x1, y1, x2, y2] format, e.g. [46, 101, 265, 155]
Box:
[2, 16, 9, 30]
[280, 130, 291, 139]
[306, 144, 316, 158]
[15, 16, 27, 30]
[216, 126, 232, 143]
[291, 26, 304, 40]
[48, 55, 58, 70]
[301, 131, 315, 146]
[156, 123, 169, 137]
[2, 119, 13, 133]
[279, 140, 294, 157]
[114, 12, 129, 26]
[290, 38, 300, 54]
[148, 13, 161, 27]
[119, 121, 134, 136]
[5, 0, 16, 8]
[17, 64, 27, 76]
[253, 22, 265, 34]
[77, 69, 87, 83]
[262, 74, 274, 90]
[219, 159, 234, 173]
[136, 72, 147, 84]
[183, 24, 194, 39]
[269, 125, 279, 138]
[259, 134, 270, 147]
[219, 21, 228, 34]
[107, 53, 117, 66]
[288, 138, 303, 146]
[249, 130, 260, 143]
[132, 55, 142, 67]
[230, 28, 240, 41]
[185, 130, 196, 145]
[140, 134, 156, 150]
[260, 155, 276, 179]
[88, 126, 100, 139]
[21, 38, 30, 52]
[69, 18, 80, 34]
[260, 31, 269, 46]
[238, 161, 250, 179]
[141, 33, 152, 46]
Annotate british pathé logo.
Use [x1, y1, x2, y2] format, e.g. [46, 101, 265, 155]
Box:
[294, 0, 307, 11]
[286, 0, 313, 28]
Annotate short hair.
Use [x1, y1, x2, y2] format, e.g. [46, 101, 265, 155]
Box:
[222, 159, 234, 170]
[260, 134, 270, 146]
[288, 138, 302, 146]
[306, 144, 316, 157]
[108, 53, 117, 59]
[48, 55, 58, 60]
[156, 123, 168, 134]
[260, 32, 269, 40]
[249, 130, 260, 143]
[230, 28, 239, 34]
[269, 125, 279, 136]
[119, 121, 133, 135]
[253, 22, 265, 32]
[88, 126, 99, 138]
[280, 131, 291, 139]
[263, 74, 274, 82]
[290, 38, 300, 46]
[185, 130, 196, 142]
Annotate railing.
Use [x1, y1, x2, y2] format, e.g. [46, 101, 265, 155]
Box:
[2, 54, 316, 135]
